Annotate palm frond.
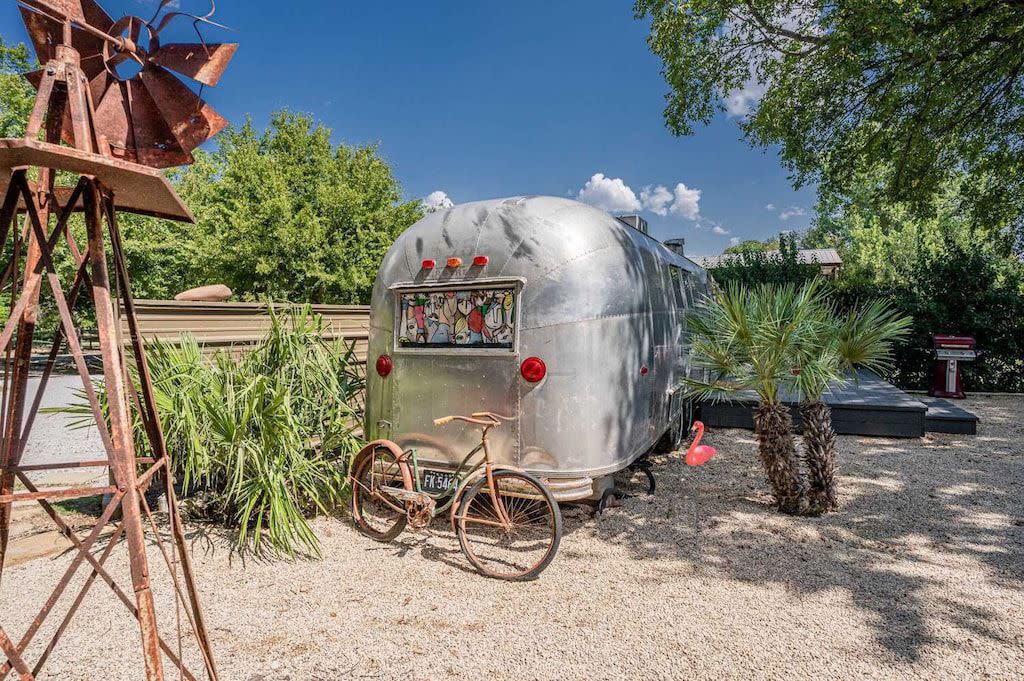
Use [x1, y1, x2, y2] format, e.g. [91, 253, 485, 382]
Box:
[837, 299, 913, 376]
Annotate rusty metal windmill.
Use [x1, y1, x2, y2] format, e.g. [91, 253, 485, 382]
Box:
[0, 1, 237, 679]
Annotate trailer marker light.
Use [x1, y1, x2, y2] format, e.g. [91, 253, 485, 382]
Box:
[375, 354, 393, 378]
[640, 366, 649, 376]
[421, 259, 436, 270]
[472, 255, 488, 266]
[446, 257, 462, 268]
[521, 356, 546, 383]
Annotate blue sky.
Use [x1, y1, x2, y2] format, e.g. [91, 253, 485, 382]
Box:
[1, 0, 816, 256]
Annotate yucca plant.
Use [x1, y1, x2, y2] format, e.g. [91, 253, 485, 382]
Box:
[790, 300, 911, 512]
[54, 304, 364, 556]
[686, 280, 829, 515]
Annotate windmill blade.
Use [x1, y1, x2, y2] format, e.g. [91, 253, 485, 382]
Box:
[19, 0, 113, 30]
[127, 78, 193, 168]
[19, 4, 109, 79]
[17, 0, 234, 170]
[78, 0, 114, 32]
[24, 69, 44, 89]
[18, 5, 60, 63]
[90, 72, 134, 161]
[149, 42, 238, 87]
[139, 65, 227, 153]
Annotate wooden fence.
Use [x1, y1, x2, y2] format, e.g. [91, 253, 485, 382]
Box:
[122, 300, 371, 366]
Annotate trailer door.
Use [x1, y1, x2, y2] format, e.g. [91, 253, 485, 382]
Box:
[388, 284, 521, 467]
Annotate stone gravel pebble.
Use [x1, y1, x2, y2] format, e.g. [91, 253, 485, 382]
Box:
[2, 396, 1022, 680]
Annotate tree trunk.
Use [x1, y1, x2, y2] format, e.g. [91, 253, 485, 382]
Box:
[753, 402, 807, 515]
[801, 399, 838, 513]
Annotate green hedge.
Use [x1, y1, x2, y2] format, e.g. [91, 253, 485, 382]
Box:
[709, 242, 1024, 393]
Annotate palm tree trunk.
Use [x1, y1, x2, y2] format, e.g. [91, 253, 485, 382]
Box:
[753, 402, 807, 515]
[801, 399, 838, 513]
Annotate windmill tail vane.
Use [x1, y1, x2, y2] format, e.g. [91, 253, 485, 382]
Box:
[0, 1, 236, 679]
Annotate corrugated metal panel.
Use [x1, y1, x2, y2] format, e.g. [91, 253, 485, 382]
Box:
[798, 248, 842, 265]
[122, 300, 371, 364]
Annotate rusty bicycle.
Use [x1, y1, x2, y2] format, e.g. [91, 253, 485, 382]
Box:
[348, 412, 563, 581]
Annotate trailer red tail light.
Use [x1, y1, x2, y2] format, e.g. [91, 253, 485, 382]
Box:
[421, 259, 436, 270]
[472, 255, 488, 266]
[375, 354, 393, 378]
[520, 356, 546, 382]
[446, 257, 462, 268]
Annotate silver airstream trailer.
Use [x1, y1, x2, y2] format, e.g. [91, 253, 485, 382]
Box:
[364, 196, 712, 501]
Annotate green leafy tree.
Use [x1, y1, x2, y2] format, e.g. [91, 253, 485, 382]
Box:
[804, 169, 1024, 392]
[688, 279, 912, 515]
[635, 1, 1024, 231]
[842, 242, 1024, 393]
[0, 38, 34, 138]
[723, 237, 779, 255]
[121, 111, 423, 303]
[805, 169, 1021, 282]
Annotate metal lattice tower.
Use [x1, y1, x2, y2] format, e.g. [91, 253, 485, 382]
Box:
[0, 1, 236, 678]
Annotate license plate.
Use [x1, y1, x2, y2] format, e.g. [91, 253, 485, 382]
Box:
[420, 469, 457, 494]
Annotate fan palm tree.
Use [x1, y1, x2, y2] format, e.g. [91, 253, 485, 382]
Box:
[685, 280, 829, 515]
[790, 300, 911, 513]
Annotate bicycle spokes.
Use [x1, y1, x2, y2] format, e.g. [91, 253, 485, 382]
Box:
[456, 470, 562, 581]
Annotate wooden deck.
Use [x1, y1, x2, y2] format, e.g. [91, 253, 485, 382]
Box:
[698, 369, 978, 438]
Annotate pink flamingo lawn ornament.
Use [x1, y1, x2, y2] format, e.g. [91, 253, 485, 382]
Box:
[685, 420, 716, 466]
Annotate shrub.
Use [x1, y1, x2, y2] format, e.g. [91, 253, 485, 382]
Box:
[830, 243, 1024, 392]
[707, 235, 1024, 392]
[59, 305, 364, 556]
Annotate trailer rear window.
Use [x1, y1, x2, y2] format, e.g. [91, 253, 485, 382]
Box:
[397, 287, 516, 350]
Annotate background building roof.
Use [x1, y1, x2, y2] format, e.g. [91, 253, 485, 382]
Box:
[697, 248, 843, 269]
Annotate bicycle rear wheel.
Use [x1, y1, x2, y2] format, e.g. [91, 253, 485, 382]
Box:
[455, 470, 562, 581]
[350, 445, 409, 541]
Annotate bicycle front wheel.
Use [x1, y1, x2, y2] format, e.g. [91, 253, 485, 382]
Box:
[455, 470, 562, 581]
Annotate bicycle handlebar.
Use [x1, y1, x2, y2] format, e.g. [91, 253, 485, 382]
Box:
[433, 412, 517, 427]
[471, 411, 516, 421]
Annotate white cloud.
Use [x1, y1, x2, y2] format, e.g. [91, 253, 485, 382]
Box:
[669, 183, 701, 220]
[711, 225, 729, 235]
[423, 190, 454, 212]
[725, 80, 768, 118]
[729, 237, 740, 246]
[577, 173, 641, 213]
[639, 185, 673, 216]
[576, 174, 701, 221]
[765, 203, 776, 211]
[779, 206, 806, 221]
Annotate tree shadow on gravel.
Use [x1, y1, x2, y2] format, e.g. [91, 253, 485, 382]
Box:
[565, 402, 1023, 664]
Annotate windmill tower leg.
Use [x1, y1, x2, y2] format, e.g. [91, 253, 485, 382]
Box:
[0, 76, 64, 587]
[83, 182, 165, 681]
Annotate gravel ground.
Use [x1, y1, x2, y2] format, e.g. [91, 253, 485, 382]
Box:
[2, 396, 1022, 680]
[18, 371, 106, 487]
